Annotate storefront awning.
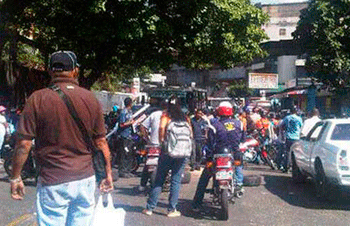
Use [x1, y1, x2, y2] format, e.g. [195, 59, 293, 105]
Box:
[286, 90, 307, 95]
[270, 89, 307, 98]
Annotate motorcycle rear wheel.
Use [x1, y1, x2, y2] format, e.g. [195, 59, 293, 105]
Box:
[130, 155, 140, 173]
[219, 189, 229, 221]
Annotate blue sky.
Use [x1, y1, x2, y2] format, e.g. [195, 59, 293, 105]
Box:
[251, 0, 308, 4]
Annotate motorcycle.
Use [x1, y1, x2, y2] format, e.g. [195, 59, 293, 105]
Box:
[205, 147, 241, 221]
[140, 145, 191, 192]
[140, 145, 161, 188]
[239, 130, 277, 170]
[239, 135, 260, 163]
[129, 133, 148, 172]
[108, 132, 147, 172]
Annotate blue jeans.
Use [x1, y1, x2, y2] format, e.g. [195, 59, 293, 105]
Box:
[282, 139, 298, 169]
[36, 176, 96, 226]
[235, 165, 243, 186]
[146, 154, 187, 211]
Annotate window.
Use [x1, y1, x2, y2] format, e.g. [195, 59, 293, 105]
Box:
[306, 122, 326, 142]
[279, 28, 286, 36]
[331, 124, 350, 140]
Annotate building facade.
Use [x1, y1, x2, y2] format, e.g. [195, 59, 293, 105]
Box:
[261, 2, 308, 42]
[164, 2, 310, 101]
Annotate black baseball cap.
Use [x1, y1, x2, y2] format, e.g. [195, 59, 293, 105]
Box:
[124, 97, 133, 107]
[49, 50, 80, 71]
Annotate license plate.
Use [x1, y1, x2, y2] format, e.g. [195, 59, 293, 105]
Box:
[216, 171, 233, 180]
[146, 157, 159, 166]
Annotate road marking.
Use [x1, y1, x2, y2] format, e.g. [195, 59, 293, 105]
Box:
[7, 213, 34, 226]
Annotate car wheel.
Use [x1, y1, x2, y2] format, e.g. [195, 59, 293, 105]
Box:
[291, 154, 307, 184]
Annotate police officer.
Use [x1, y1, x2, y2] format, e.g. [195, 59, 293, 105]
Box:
[192, 101, 245, 210]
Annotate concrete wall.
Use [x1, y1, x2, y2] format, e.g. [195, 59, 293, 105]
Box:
[277, 55, 297, 85]
[166, 68, 210, 87]
[262, 17, 300, 41]
[209, 67, 246, 81]
[165, 65, 246, 88]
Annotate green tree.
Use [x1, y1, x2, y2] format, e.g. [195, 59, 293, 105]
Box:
[1, 0, 268, 89]
[228, 79, 253, 97]
[293, 0, 350, 89]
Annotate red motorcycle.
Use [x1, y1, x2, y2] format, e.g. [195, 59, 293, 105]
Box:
[205, 147, 241, 221]
[140, 145, 161, 188]
[240, 130, 277, 170]
[239, 134, 260, 163]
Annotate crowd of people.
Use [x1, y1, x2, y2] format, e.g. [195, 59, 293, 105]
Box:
[1, 49, 324, 225]
[0, 105, 21, 162]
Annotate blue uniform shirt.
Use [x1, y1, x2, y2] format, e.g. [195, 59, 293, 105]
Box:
[207, 117, 245, 155]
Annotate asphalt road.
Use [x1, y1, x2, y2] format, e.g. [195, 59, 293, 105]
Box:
[2, 162, 350, 226]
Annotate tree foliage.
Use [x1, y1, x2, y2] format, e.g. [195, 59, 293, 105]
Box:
[228, 79, 253, 97]
[293, 0, 350, 89]
[1, 0, 268, 89]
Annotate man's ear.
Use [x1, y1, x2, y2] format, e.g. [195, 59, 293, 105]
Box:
[73, 67, 79, 78]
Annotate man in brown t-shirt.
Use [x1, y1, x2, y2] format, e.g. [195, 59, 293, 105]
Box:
[10, 51, 113, 226]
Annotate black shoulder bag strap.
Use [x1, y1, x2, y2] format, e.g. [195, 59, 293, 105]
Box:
[49, 84, 106, 182]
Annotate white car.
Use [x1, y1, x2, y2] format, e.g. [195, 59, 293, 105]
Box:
[291, 119, 350, 199]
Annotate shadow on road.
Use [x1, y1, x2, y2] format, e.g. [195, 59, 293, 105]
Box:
[177, 198, 230, 221]
[264, 174, 350, 210]
[113, 203, 144, 213]
[244, 164, 276, 173]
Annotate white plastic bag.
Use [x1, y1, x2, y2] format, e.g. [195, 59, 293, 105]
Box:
[91, 193, 126, 226]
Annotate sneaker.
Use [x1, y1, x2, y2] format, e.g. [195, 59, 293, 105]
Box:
[142, 209, 153, 216]
[235, 185, 245, 198]
[138, 186, 146, 192]
[167, 209, 181, 217]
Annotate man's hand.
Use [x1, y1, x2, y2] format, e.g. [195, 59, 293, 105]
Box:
[129, 119, 135, 125]
[10, 139, 32, 201]
[94, 137, 114, 193]
[10, 179, 25, 200]
[99, 175, 113, 193]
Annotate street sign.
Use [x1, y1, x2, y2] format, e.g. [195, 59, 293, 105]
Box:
[248, 73, 278, 89]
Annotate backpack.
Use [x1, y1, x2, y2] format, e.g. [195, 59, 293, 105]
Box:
[165, 120, 193, 158]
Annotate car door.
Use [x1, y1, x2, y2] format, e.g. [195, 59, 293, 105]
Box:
[297, 122, 324, 173]
[304, 122, 328, 173]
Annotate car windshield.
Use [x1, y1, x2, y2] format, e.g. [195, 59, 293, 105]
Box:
[331, 124, 350, 140]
